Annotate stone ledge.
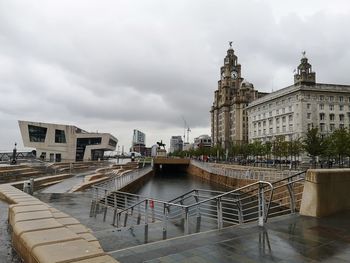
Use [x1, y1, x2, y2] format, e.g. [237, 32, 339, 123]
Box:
[0, 184, 119, 263]
[300, 169, 350, 217]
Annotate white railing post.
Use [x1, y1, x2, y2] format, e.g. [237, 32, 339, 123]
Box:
[258, 183, 265, 227]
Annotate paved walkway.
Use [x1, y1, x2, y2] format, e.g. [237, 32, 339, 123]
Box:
[109, 211, 350, 263]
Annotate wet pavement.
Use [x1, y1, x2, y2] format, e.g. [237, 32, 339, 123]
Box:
[0, 200, 22, 263]
[33, 192, 350, 263]
[110, 211, 350, 263]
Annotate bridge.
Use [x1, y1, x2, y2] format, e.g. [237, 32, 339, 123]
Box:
[152, 157, 190, 172]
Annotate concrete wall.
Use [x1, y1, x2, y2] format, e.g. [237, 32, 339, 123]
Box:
[300, 169, 350, 217]
[0, 184, 119, 263]
[187, 164, 257, 189]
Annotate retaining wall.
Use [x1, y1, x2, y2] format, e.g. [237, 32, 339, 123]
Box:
[300, 169, 350, 217]
[0, 184, 119, 263]
[187, 163, 257, 189]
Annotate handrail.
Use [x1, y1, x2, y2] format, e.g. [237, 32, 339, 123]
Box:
[90, 169, 306, 237]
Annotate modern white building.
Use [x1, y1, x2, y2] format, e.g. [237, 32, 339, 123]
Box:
[247, 54, 350, 143]
[18, 121, 117, 162]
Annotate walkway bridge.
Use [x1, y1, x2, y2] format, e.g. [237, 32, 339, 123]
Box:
[89, 170, 305, 237]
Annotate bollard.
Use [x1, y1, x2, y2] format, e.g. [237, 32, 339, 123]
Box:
[23, 178, 34, 195]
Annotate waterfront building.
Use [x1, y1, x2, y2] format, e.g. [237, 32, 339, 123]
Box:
[169, 136, 183, 153]
[131, 129, 146, 155]
[210, 45, 267, 150]
[247, 54, 350, 144]
[193, 135, 212, 149]
[18, 120, 117, 162]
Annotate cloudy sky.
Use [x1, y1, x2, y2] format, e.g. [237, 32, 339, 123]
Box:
[1, 0, 350, 151]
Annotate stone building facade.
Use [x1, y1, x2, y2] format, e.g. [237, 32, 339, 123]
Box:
[247, 54, 350, 143]
[210, 46, 267, 150]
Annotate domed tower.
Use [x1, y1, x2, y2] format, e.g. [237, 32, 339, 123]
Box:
[294, 52, 316, 85]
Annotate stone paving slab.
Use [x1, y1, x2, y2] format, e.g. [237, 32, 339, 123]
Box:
[32, 239, 105, 263]
[109, 212, 350, 263]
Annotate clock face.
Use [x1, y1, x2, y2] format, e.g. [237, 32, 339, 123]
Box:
[231, 71, 238, 79]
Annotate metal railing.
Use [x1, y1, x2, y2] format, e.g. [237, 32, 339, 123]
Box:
[89, 170, 306, 237]
[94, 166, 153, 191]
[191, 160, 300, 182]
[90, 180, 273, 235]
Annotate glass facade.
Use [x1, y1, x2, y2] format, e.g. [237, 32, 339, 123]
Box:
[55, 129, 66, 143]
[28, 125, 47, 142]
[109, 139, 117, 147]
[75, 137, 102, 161]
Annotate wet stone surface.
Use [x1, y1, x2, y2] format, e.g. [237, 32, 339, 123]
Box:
[110, 212, 350, 263]
[0, 200, 22, 263]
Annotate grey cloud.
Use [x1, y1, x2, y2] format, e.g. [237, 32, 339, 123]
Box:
[1, 0, 350, 149]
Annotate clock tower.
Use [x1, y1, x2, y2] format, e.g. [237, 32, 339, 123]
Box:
[211, 44, 265, 150]
[294, 52, 316, 85]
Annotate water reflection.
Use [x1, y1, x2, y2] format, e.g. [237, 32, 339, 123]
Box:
[133, 171, 230, 200]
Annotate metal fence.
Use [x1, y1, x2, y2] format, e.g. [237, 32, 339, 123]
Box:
[93, 165, 153, 191]
[90, 170, 306, 236]
[191, 160, 300, 182]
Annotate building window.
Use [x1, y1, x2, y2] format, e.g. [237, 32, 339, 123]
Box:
[269, 128, 273, 134]
[307, 104, 311, 109]
[329, 114, 335, 121]
[282, 108, 285, 114]
[330, 124, 335, 132]
[329, 104, 334, 111]
[320, 113, 325, 121]
[288, 115, 293, 122]
[269, 119, 272, 125]
[339, 96, 344, 102]
[55, 129, 66, 143]
[282, 116, 286, 123]
[289, 124, 293, 131]
[282, 125, 286, 132]
[319, 104, 324, 110]
[308, 123, 312, 130]
[289, 106, 292, 111]
[276, 126, 280, 133]
[276, 117, 280, 124]
[329, 96, 334, 101]
[340, 114, 345, 122]
[307, 113, 311, 119]
[340, 124, 345, 129]
[339, 105, 344, 111]
[28, 125, 47, 142]
[276, 109, 279, 115]
[320, 95, 324, 101]
[269, 111, 272, 117]
[109, 139, 117, 147]
[263, 121, 266, 127]
[320, 123, 325, 132]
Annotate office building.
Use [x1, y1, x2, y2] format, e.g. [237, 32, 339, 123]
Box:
[18, 120, 117, 162]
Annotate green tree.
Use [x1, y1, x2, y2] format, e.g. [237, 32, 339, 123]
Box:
[331, 128, 350, 167]
[303, 127, 325, 168]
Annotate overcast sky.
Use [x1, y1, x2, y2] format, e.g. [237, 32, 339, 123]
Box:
[1, 0, 350, 151]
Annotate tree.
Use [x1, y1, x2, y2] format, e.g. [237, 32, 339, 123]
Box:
[303, 127, 325, 168]
[331, 128, 350, 167]
[289, 138, 303, 169]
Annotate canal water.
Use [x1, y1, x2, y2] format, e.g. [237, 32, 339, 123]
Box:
[133, 170, 231, 201]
